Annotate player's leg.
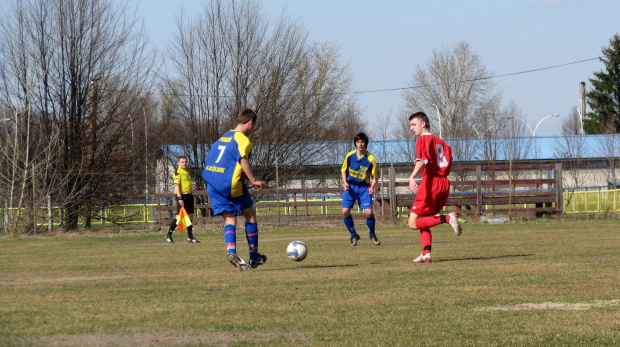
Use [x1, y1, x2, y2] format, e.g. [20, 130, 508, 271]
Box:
[359, 187, 379, 245]
[165, 200, 182, 243]
[236, 187, 266, 268]
[207, 187, 248, 270]
[409, 177, 458, 231]
[342, 188, 360, 245]
[240, 206, 266, 268]
[409, 212, 432, 263]
[184, 196, 199, 243]
[364, 208, 379, 245]
[422, 177, 461, 235]
[221, 212, 249, 270]
[222, 212, 238, 254]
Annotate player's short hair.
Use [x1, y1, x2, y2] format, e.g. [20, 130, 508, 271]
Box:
[409, 112, 431, 130]
[178, 155, 188, 162]
[354, 132, 369, 148]
[238, 109, 257, 124]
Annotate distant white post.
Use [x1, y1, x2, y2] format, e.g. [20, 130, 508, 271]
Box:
[431, 104, 442, 138]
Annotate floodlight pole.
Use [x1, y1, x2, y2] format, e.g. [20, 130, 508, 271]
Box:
[533, 114, 560, 136]
[509, 117, 534, 136]
[574, 107, 584, 135]
[432, 104, 442, 138]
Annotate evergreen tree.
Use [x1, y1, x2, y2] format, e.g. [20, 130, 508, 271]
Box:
[585, 34, 620, 134]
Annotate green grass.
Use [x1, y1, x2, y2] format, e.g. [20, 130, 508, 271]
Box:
[1, 219, 619, 346]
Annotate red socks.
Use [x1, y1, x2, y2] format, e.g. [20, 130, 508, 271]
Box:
[420, 229, 432, 255]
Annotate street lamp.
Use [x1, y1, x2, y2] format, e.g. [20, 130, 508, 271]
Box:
[509, 114, 559, 136]
[574, 107, 584, 135]
[470, 123, 506, 138]
[431, 104, 442, 138]
[533, 114, 559, 136]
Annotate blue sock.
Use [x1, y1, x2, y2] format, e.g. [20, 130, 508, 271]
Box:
[245, 222, 259, 261]
[224, 224, 236, 254]
[367, 215, 376, 235]
[343, 215, 357, 236]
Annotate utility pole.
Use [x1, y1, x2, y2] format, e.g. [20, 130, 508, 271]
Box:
[579, 82, 586, 135]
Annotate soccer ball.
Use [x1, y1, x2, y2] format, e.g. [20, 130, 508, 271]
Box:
[287, 241, 308, 262]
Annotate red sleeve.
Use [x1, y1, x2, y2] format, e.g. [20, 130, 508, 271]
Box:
[415, 135, 430, 163]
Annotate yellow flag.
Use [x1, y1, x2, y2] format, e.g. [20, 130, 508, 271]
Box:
[176, 206, 192, 233]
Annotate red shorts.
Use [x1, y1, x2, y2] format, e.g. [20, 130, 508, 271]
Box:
[411, 176, 449, 216]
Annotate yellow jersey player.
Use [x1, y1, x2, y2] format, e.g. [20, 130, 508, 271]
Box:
[165, 155, 200, 243]
[341, 133, 380, 246]
[202, 109, 266, 270]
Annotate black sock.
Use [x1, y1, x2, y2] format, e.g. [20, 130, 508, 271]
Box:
[168, 220, 177, 235]
[439, 215, 447, 224]
[187, 225, 194, 239]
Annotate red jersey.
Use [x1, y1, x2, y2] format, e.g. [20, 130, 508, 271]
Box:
[415, 133, 452, 177]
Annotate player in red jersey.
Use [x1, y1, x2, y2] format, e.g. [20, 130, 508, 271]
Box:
[407, 112, 462, 263]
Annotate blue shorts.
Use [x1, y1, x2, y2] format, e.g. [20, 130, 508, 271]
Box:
[342, 184, 373, 210]
[207, 183, 254, 216]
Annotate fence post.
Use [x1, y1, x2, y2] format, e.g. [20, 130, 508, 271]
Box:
[101, 203, 106, 226]
[389, 164, 396, 223]
[476, 165, 483, 215]
[555, 162, 563, 215]
[47, 194, 53, 232]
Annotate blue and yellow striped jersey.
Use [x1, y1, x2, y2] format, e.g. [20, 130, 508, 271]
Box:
[202, 130, 252, 198]
[341, 150, 378, 185]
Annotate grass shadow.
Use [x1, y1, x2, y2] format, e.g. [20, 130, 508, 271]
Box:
[435, 253, 534, 262]
[260, 263, 359, 271]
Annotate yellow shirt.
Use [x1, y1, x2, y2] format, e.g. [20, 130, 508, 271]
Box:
[173, 167, 192, 194]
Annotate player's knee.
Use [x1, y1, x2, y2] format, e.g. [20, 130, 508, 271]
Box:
[342, 209, 351, 217]
[408, 216, 418, 229]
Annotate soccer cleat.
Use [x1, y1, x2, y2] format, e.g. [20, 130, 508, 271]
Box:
[227, 252, 249, 271]
[413, 253, 432, 263]
[187, 238, 201, 243]
[249, 253, 267, 269]
[165, 235, 174, 243]
[350, 234, 360, 246]
[448, 211, 462, 236]
[369, 234, 381, 246]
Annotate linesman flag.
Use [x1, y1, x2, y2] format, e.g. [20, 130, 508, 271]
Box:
[176, 206, 192, 233]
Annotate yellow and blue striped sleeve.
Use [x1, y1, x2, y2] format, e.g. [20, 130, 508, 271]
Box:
[341, 150, 355, 172]
[368, 153, 378, 180]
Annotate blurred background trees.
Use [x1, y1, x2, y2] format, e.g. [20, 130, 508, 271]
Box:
[585, 34, 620, 134]
[0, 0, 617, 234]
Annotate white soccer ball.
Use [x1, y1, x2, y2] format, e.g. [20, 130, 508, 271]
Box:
[287, 241, 308, 262]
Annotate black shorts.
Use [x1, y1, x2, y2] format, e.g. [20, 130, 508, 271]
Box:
[176, 194, 194, 214]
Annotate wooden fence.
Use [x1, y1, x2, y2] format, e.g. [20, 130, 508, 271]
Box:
[156, 163, 563, 225]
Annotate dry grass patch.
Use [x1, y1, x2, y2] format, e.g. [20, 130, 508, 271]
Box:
[1, 220, 619, 346]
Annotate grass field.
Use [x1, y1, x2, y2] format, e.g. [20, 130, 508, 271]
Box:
[1, 219, 619, 346]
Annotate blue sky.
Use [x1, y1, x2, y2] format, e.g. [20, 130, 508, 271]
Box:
[6, 0, 619, 136]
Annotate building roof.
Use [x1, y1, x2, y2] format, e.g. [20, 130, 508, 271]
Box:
[161, 134, 619, 166]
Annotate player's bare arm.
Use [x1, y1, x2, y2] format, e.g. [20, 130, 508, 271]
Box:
[240, 156, 266, 191]
[174, 184, 184, 207]
[369, 178, 378, 195]
[341, 171, 349, 190]
[409, 161, 425, 193]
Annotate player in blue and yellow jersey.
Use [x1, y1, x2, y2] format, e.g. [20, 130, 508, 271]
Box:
[202, 109, 267, 271]
[165, 156, 200, 243]
[341, 132, 380, 246]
